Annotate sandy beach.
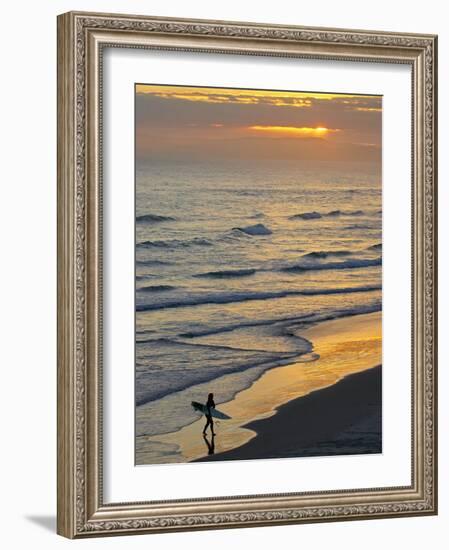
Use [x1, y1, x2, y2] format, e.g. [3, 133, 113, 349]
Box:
[136, 310, 382, 464]
[197, 365, 381, 461]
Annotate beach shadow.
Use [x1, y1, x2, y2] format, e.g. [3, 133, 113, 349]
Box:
[203, 433, 215, 455]
[25, 515, 56, 533]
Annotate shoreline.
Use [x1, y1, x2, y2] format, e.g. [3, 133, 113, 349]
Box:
[195, 364, 381, 462]
[136, 310, 382, 464]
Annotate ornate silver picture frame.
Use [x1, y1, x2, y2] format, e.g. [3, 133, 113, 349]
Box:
[57, 11, 437, 538]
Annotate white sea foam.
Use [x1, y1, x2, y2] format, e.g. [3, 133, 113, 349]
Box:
[232, 223, 273, 236]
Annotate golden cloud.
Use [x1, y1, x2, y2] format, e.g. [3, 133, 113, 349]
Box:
[136, 84, 378, 109]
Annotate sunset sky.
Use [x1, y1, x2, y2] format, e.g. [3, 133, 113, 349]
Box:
[135, 84, 382, 163]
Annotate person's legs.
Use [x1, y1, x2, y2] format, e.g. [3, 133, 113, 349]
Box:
[203, 416, 211, 434]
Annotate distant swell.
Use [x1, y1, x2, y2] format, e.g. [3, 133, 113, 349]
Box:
[302, 250, 352, 259]
[290, 211, 321, 220]
[290, 209, 365, 220]
[192, 254, 371, 278]
[137, 237, 213, 249]
[282, 257, 381, 273]
[140, 285, 177, 293]
[327, 209, 364, 217]
[193, 268, 256, 279]
[136, 213, 175, 223]
[136, 259, 173, 266]
[368, 243, 382, 251]
[136, 284, 381, 312]
[344, 223, 380, 230]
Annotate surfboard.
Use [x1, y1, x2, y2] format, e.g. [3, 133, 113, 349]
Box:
[191, 401, 231, 420]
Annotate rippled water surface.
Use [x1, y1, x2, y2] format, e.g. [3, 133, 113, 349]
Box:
[135, 159, 382, 446]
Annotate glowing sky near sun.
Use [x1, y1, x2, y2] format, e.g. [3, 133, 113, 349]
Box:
[135, 84, 382, 163]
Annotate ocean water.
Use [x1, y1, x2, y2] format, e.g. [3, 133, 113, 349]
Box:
[135, 159, 382, 448]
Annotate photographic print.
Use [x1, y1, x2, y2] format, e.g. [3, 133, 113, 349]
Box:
[135, 84, 382, 466]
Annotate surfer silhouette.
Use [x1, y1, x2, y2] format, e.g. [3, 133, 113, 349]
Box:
[203, 393, 216, 436]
